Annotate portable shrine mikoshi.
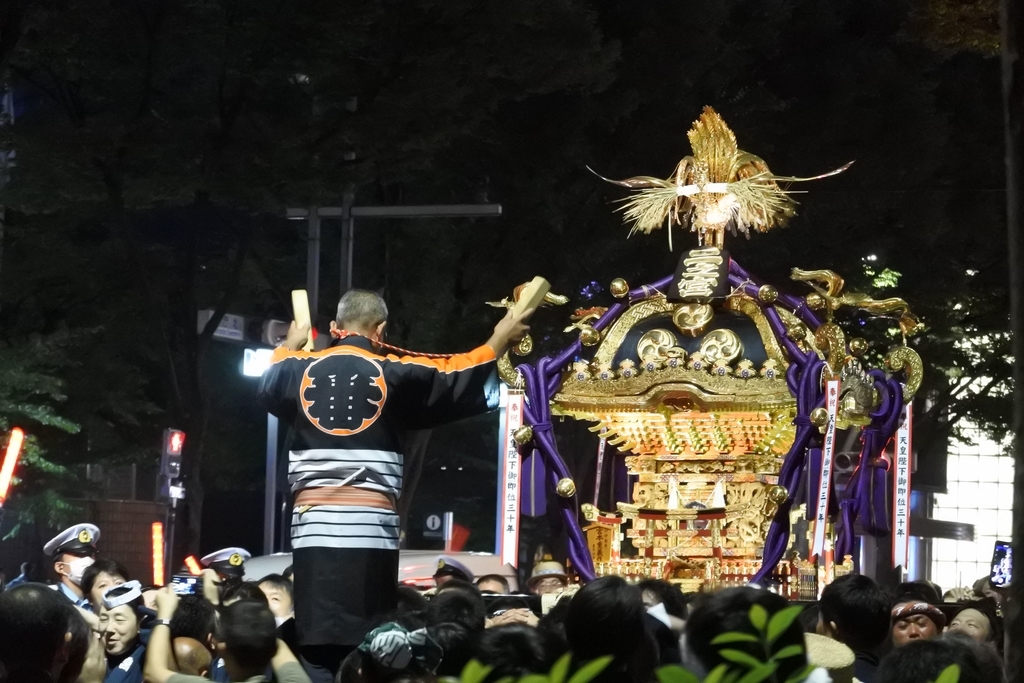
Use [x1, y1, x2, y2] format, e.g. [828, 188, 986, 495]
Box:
[493, 107, 923, 594]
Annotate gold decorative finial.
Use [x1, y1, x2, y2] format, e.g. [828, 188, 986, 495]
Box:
[590, 107, 852, 249]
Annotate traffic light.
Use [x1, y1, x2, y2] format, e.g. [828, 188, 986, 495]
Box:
[161, 429, 185, 479]
[164, 429, 185, 455]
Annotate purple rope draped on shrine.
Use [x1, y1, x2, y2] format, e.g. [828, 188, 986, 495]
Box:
[513, 275, 675, 581]
[519, 449, 548, 517]
[729, 261, 823, 330]
[753, 353, 825, 583]
[518, 360, 596, 579]
[835, 375, 904, 558]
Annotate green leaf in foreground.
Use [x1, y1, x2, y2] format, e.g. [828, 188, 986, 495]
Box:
[519, 675, 548, 683]
[748, 604, 769, 632]
[458, 660, 493, 683]
[766, 605, 805, 646]
[702, 665, 733, 683]
[655, 665, 702, 683]
[549, 653, 572, 683]
[933, 664, 961, 683]
[567, 656, 613, 683]
[736, 662, 779, 683]
[783, 665, 817, 683]
[710, 632, 759, 646]
[770, 644, 805, 661]
[719, 649, 764, 669]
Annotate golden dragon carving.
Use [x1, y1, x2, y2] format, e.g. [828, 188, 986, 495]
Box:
[489, 282, 569, 386]
[790, 268, 924, 337]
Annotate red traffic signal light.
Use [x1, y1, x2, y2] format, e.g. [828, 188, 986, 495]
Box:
[161, 429, 185, 480]
[164, 429, 185, 456]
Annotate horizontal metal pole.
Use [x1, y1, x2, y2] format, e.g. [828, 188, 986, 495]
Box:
[287, 204, 503, 219]
[352, 204, 502, 218]
[907, 517, 975, 541]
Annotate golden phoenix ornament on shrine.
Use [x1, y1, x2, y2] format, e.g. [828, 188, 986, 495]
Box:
[591, 107, 852, 249]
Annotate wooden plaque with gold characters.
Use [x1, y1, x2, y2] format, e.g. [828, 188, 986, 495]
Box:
[668, 247, 731, 303]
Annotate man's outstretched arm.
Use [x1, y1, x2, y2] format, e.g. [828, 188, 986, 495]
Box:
[144, 587, 180, 683]
[485, 308, 534, 358]
[385, 307, 534, 428]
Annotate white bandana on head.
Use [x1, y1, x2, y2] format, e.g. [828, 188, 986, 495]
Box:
[103, 580, 143, 609]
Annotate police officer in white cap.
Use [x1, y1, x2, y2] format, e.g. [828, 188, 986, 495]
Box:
[433, 555, 474, 588]
[43, 523, 100, 609]
[199, 547, 251, 581]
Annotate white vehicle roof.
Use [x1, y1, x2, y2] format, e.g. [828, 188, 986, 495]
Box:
[244, 550, 519, 591]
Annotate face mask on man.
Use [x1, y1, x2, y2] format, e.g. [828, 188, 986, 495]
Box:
[65, 556, 95, 585]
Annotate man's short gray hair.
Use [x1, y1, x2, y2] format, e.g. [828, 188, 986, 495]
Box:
[336, 290, 388, 330]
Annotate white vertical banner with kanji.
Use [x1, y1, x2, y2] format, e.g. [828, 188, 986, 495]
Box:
[892, 401, 913, 569]
[593, 428, 607, 507]
[812, 379, 841, 560]
[498, 391, 524, 567]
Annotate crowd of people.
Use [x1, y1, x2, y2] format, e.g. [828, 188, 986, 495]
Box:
[0, 521, 1013, 683]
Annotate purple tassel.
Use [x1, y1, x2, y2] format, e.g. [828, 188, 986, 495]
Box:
[519, 449, 548, 517]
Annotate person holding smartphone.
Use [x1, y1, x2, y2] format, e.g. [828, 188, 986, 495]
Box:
[144, 587, 310, 683]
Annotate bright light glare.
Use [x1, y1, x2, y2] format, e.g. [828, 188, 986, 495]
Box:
[184, 556, 202, 575]
[864, 254, 878, 262]
[243, 348, 274, 377]
[0, 428, 25, 502]
[152, 522, 165, 586]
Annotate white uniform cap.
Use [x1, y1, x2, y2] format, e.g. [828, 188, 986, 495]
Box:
[433, 555, 474, 583]
[200, 547, 251, 575]
[43, 524, 101, 557]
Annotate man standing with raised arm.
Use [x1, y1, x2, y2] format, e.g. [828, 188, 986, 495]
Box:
[258, 289, 532, 683]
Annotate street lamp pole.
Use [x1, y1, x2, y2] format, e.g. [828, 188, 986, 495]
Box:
[263, 413, 279, 556]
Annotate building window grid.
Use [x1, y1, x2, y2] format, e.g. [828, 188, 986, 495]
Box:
[931, 427, 1014, 593]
